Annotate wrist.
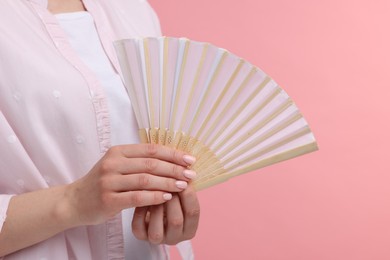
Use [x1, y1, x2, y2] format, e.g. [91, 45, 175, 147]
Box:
[53, 184, 83, 230]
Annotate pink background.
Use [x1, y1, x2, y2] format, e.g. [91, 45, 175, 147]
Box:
[148, 0, 390, 259]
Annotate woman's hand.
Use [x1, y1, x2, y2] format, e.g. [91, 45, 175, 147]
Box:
[64, 144, 196, 227]
[0, 143, 196, 257]
[132, 185, 200, 245]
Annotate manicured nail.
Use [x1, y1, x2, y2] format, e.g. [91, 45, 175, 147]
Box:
[163, 193, 172, 201]
[176, 181, 188, 189]
[183, 155, 196, 165]
[183, 169, 197, 180]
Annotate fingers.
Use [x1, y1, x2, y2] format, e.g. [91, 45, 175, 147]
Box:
[164, 194, 184, 245]
[147, 204, 165, 244]
[178, 185, 200, 239]
[115, 190, 173, 209]
[75, 143, 197, 226]
[132, 207, 148, 240]
[131, 186, 200, 245]
[109, 174, 188, 193]
[118, 144, 196, 168]
[117, 157, 197, 181]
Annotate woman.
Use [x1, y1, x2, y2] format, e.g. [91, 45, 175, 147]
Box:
[0, 0, 200, 259]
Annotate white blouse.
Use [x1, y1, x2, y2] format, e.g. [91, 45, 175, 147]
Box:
[56, 11, 158, 260]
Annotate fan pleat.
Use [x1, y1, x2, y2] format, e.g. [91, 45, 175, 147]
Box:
[114, 37, 318, 190]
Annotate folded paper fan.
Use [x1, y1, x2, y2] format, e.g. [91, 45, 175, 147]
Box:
[114, 37, 318, 191]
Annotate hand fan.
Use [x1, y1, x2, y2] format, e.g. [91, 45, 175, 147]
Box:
[114, 37, 318, 191]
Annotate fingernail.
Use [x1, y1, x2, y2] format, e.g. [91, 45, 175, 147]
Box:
[163, 193, 172, 201]
[183, 155, 196, 165]
[176, 180, 188, 189]
[183, 169, 197, 180]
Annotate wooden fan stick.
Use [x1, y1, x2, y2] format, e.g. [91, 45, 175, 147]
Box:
[167, 88, 285, 166]
[206, 76, 273, 149]
[169, 40, 190, 131]
[158, 37, 170, 144]
[165, 51, 230, 163]
[194, 87, 283, 169]
[221, 111, 303, 163]
[180, 106, 301, 175]
[194, 97, 292, 173]
[162, 39, 190, 148]
[178, 44, 209, 132]
[225, 126, 313, 172]
[186, 74, 268, 157]
[199, 67, 258, 143]
[138, 129, 149, 144]
[183, 136, 225, 179]
[174, 44, 210, 152]
[193, 59, 245, 139]
[187, 52, 228, 139]
[196, 124, 310, 180]
[180, 50, 254, 154]
[166, 40, 190, 148]
[175, 44, 233, 151]
[188, 67, 258, 160]
[195, 125, 313, 183]
[184, 51, 233, 155]
[193, 142, 318, 191]
[214, 91, 286, 156]
[143, 38, 159, 144]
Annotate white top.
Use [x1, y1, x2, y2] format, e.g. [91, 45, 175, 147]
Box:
[56, 11, 159, 260]
[56, 11, 138, 145]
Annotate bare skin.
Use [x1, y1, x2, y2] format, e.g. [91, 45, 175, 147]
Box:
[0, 144, 199, 256]
[47, 0, 86, 14]
[0, 1, 200, 256]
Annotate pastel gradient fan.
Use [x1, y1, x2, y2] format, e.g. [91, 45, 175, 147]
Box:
[114, 37, 318, 190]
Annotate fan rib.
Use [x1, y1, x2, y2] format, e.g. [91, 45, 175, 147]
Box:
[207, 83, 278, 162]
[143, 39, 156, 130]
[225, 125, 313, 172]
[170, 39, 190, 131]
[136, 40, 151, 131]
[194, 142, 318, 190]
[195, 125, 313, 183]
[214, 89, 287, 155]
[200, 67, 258, 143]
[195, 96, 294, 173]
[178, 43, 209, 132]
[194, 59, 245, 140]
[161, 37, 169, 130]
[221, 111, 303, 163]
[157, 38, 169, 144]
[189, 52, 229, 139]
[207, 76, 273, 150]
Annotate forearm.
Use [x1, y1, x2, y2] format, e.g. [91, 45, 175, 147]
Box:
[0, 185, 77, 257]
